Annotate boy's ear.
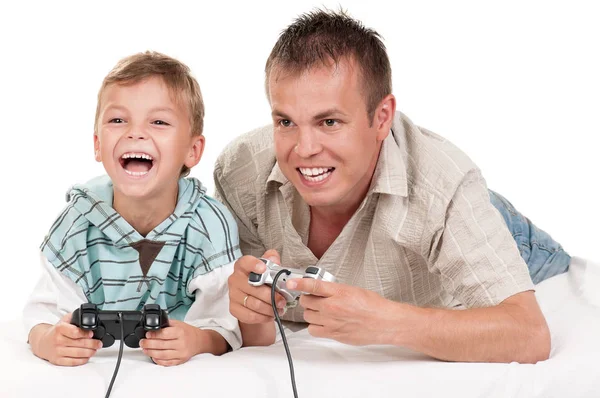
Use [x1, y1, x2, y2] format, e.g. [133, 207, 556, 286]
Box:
[184, 135, 205, 169]
[93, 134, 102, 162]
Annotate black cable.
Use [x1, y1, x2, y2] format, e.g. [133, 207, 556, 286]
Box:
[105, 312, 124, 398]
[272, 269, 298, 398]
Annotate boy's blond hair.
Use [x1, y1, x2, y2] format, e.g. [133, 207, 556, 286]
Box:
[94, 51, 204, 177]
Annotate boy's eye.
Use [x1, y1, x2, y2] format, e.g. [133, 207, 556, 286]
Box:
[152, 120, 170, 126]
[109, 118, 125, 124]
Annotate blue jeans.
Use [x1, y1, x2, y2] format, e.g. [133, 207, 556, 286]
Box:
[489, 190, 571, 284]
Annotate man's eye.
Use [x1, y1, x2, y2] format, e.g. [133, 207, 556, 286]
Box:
[108, 118, 124, 124]
[279, 119, 292, 127]
[152, 120, 170, 126]
[324, 119, 337, 127]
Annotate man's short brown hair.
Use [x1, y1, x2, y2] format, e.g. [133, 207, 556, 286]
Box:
[265, 8, 392, 122]
[94, 51, 204, 177]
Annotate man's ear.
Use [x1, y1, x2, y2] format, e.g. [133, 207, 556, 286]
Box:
[374, 94, 396, 141]
[93, 134, 101, 162]
[184, 134, 205, 169]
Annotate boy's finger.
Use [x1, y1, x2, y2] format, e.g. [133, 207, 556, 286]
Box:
[58, 323, 93, 339]
[153, 358, 182, 367]
[144, 349, 179, 360]
[62, 336, 103, 350]
[54, 357, 90, 367]
[60, 312, 73, 323]
[140, 338, 172, 350]
[57, 346, 98, 359]
[146, 326, 179, 340]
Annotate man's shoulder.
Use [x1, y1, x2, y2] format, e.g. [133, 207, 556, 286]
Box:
[396, 112, 481, 197]
[215, 123, 275, 181]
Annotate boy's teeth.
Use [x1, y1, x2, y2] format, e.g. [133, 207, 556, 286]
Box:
[124, 170, 148, 176]
[122, 152, 153, 160]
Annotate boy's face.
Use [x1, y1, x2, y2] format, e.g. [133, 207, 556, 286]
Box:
[94, 77, 204, 201]
[268, 58, 394, 213]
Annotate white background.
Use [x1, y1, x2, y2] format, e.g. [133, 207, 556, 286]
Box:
[0, 0, 598, 321]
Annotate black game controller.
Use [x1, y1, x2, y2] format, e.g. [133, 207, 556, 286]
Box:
[71, 303, 169, 348]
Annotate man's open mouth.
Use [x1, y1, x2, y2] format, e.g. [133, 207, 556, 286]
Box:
[119, 152, 155, 176]
[297, 167, 335, 182]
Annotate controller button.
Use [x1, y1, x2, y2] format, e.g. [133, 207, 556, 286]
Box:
[304, 267, 319, 275]
[145, 314, 160, 329]
[81, 313, 97, 328]
[248, 272, 262, 283]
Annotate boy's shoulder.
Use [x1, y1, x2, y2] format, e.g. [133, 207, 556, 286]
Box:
[187, 191, 239, 245]
[40, 176, 112, 261]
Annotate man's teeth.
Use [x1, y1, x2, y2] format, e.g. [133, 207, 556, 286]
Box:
[121, 152, 153, 160]
[299, 167, 333, 182]
[299, 167, 332, 176]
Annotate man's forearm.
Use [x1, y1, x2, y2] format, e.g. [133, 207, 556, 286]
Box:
[383, 292, 550, 363]
[240, 321, 276, 347]
[195, 329, 231, 356]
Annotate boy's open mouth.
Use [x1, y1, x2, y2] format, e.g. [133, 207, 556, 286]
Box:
[119, 152, 155, 176]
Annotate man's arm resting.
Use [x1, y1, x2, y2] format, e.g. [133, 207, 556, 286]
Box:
[386, 291, 550, 363]
[240, 321, 276, 347]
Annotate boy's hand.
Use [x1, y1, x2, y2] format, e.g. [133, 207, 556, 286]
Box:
[30, 313, 103, 366]
[140, 320, 222, 366]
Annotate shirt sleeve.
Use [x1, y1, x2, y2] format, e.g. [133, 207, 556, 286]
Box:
[427, 169, 535, 308]
[213, 164, 266, 258]
[184, 261, 242, 351]
[22, 252, 88, 339]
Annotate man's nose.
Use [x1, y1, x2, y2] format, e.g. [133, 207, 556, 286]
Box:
[294, 128, 322, 158]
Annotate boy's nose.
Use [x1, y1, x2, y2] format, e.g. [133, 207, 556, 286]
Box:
[127, 128, 148, 140]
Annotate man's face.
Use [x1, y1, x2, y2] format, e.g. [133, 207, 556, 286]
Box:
[94, 77, 204, 202]
[268, 59, 392, 213]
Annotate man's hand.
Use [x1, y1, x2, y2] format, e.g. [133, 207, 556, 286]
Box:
[288, 278, 394, 346]
[29, 313, 103, 366]
[140, 320, 226, 366]
[228, 250, 288, 324]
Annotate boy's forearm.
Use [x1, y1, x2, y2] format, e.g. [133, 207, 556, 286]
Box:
[28, 323, 52, 358]
[240, 321, 276, 347]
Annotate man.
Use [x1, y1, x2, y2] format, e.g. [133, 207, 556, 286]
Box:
[214, 9, 570, 363]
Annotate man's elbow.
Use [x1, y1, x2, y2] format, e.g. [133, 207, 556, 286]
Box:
[520, 321, 551, 364]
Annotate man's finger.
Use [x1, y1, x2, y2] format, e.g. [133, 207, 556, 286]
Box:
[230, 287, 284, 317]
[230, 302, 274, 324]
[302, 308, 325, 326]
[307, 324, 329, 339]
[262, 249, 281, 264]
[287, 278, 337, 298]
[234, 255, 267, 275]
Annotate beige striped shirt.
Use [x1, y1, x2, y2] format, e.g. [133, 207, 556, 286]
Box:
[214, 112, 534, 322]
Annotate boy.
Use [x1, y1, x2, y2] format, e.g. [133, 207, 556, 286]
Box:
[23, 51, 242, 367]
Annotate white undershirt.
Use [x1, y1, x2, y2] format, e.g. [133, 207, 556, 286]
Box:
[22, 252, 242, 350]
